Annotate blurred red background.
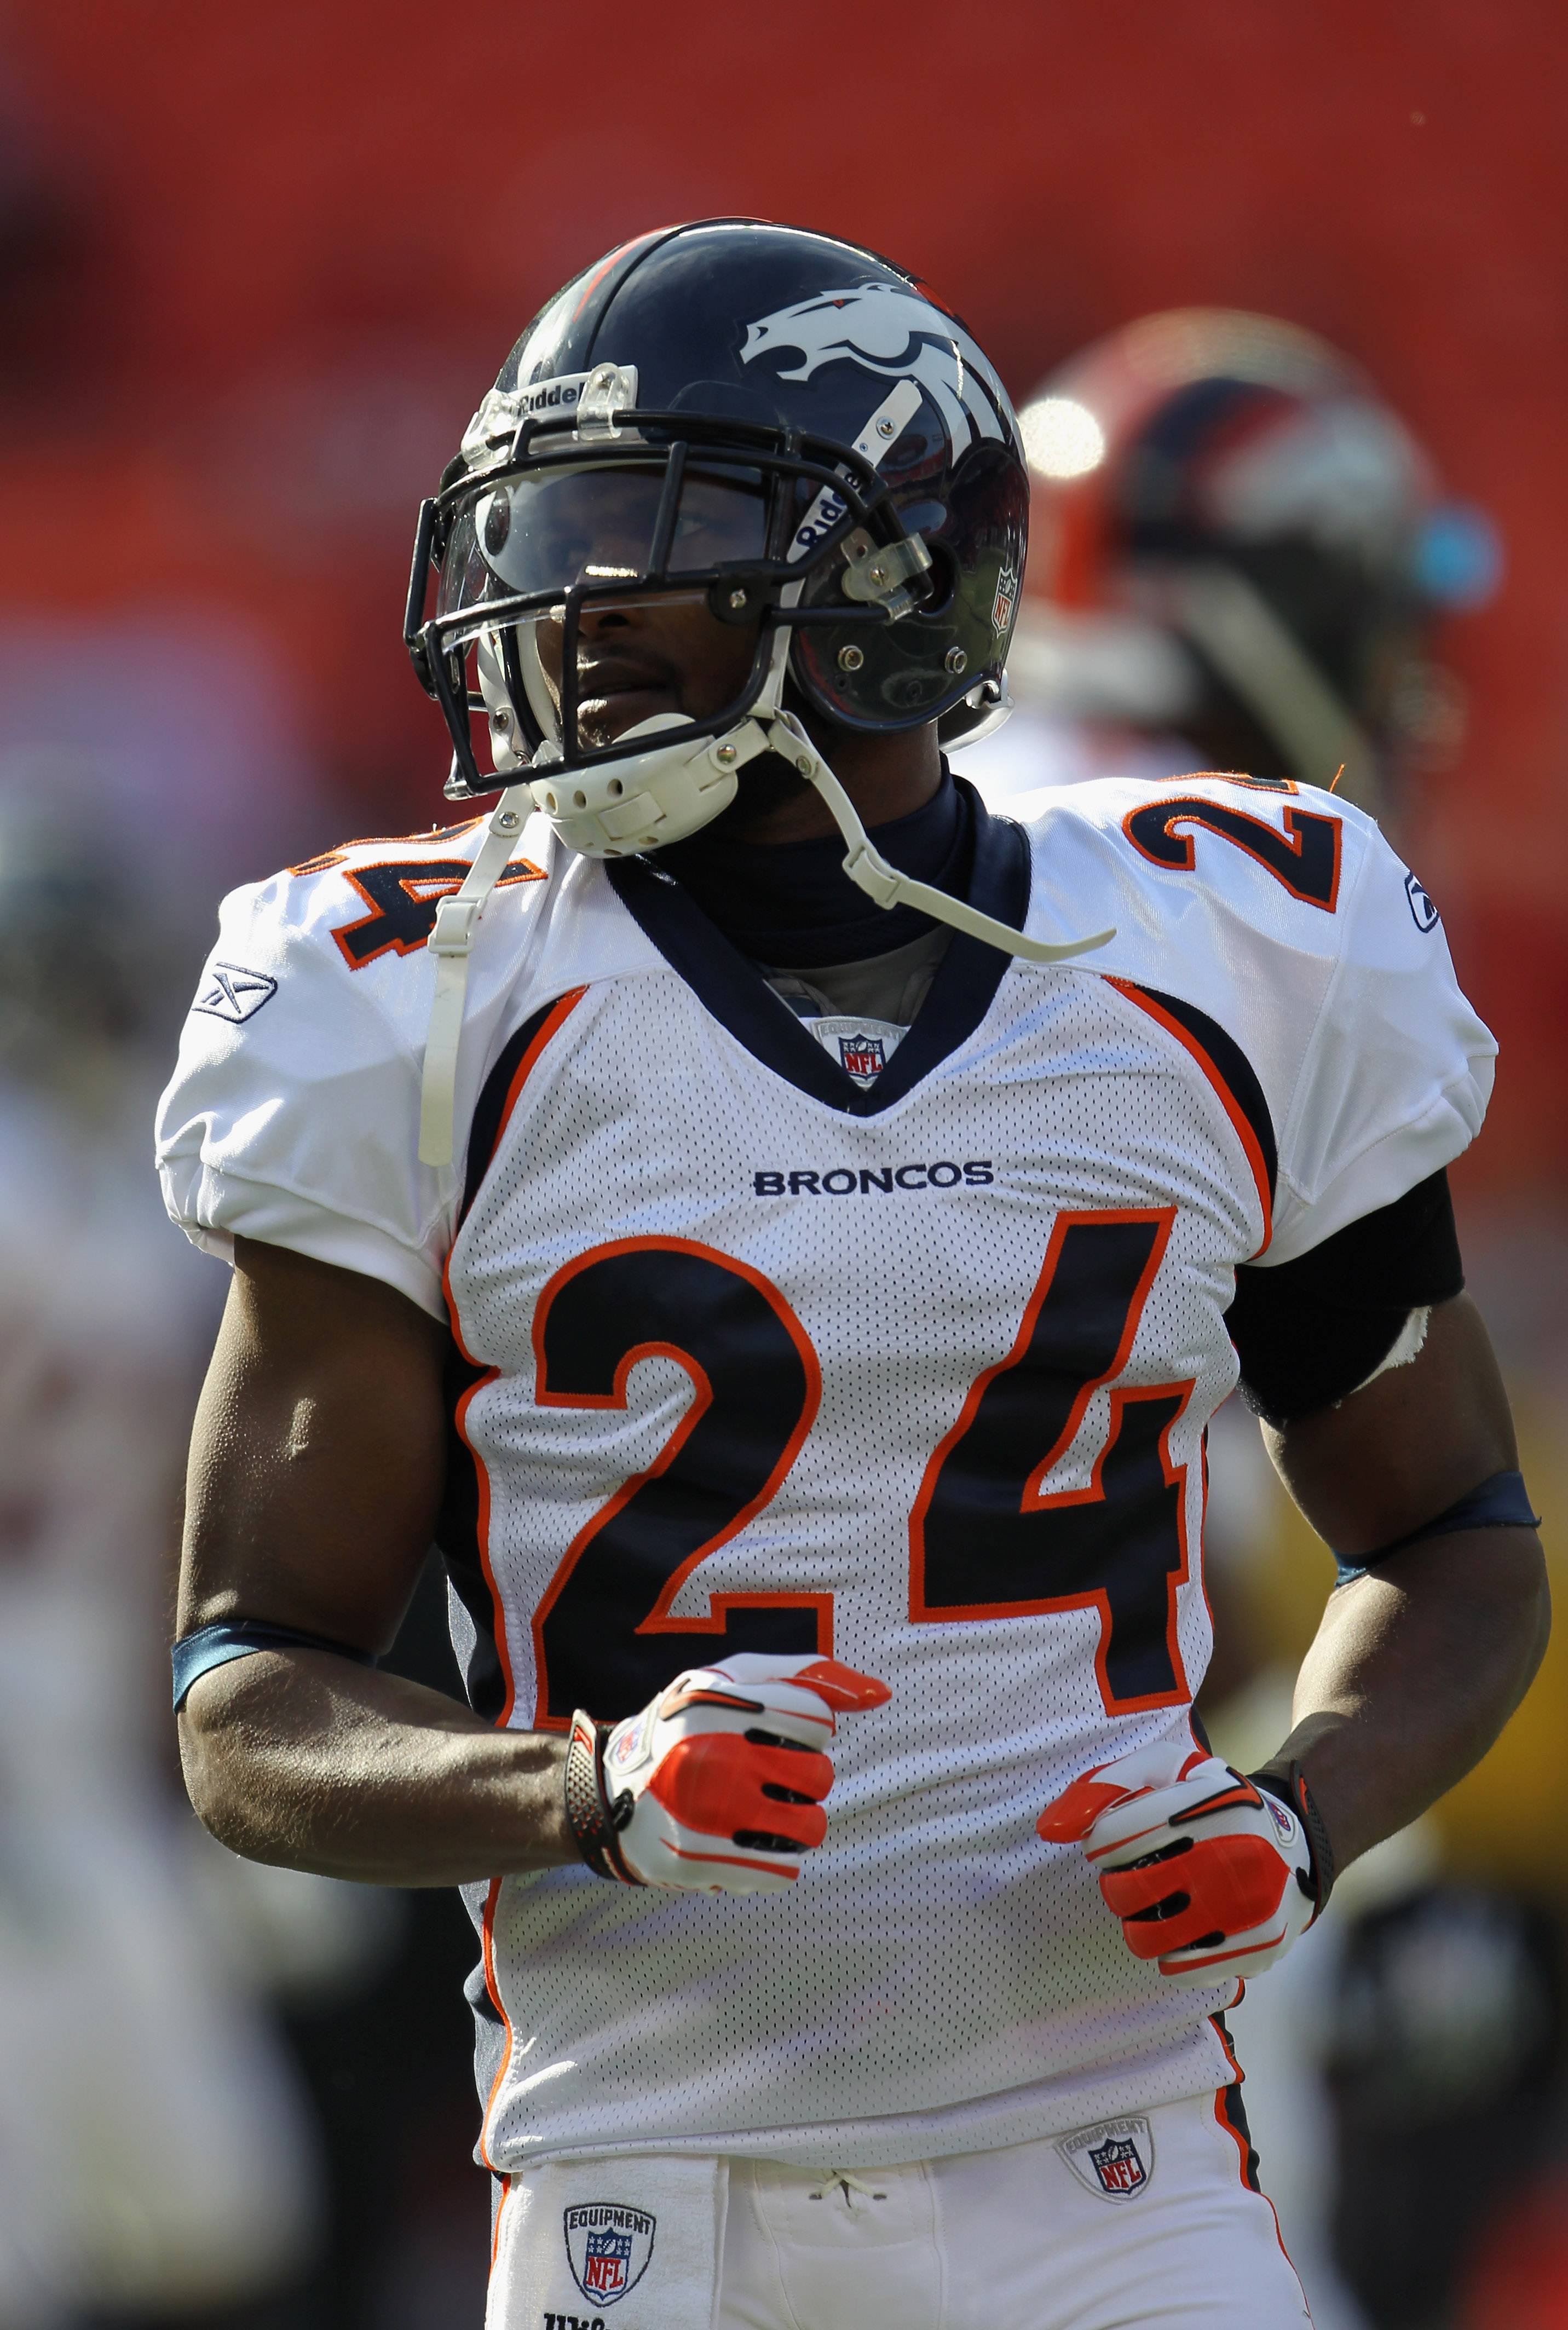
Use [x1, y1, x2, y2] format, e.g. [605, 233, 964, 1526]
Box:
[0, 18, 1561, 2321]
[2, 0, 1564, 1190]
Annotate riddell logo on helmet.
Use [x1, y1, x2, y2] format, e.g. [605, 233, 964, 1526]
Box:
[461, 367, 644, 460]
[518, 375, 585, 415]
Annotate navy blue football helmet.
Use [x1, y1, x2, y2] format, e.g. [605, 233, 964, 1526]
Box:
[406, 220, 1028, 852]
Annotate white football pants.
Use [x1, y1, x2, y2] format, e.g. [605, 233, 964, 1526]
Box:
[489, 2089, 1312, 2330]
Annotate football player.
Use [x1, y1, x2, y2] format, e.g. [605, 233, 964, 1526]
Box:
[158, 222, 1547, 2330]
[976, 304, 1499, 815]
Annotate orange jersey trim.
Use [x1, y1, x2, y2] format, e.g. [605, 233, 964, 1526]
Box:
[1105, 977, 1274, 1256]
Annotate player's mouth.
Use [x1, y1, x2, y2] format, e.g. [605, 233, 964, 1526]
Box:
[572, 656, 682, 746]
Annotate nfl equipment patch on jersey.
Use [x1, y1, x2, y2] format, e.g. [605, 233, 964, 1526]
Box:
[563, 2202, 656, 2306]
[800, 1013, 906, 1088]
[1057, 2115, 1156, 2201]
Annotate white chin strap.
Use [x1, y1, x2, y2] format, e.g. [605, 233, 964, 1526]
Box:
[417, 707, 1114, 1170]
[762, 710, 1115, 971]
[418, 788, 533, 1167]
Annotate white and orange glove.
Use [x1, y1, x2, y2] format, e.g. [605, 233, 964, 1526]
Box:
[563, 1653, 890, 1891]
[1037, 1743, 1333, 1987]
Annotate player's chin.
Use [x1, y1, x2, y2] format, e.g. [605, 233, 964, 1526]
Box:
[706, 751, 811, 837]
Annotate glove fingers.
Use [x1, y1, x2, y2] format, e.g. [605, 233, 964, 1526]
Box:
[660, 1663, 889, 1746]
[1102, 1835, 1290, 1938]
[1098, 1849, 1196, 1918]
[677, 1653, 889, 1709]
[1079, 1773, 1257, 1866]
[792, 1657, 891, 1711]
[622, 1815, 807, 1892]
[659, 1690, 829, 1749]
[1120, 1906, 1213, 1959]
[1037, 1748, 1223, 1845]
[1172, 1835, 1292, 1934]
[659, 1677, 769, 1718]
[739, 1666, 891, 1739]
[643, 1734, 832, 1848]
[1157, 1911, 1301, 1982]
[1036, 1773, 1135, 1843]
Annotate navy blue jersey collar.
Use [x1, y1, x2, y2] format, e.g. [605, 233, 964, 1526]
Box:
[606, 781, 1030, 1116]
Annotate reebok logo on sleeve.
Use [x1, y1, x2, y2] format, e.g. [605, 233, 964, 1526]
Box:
[1404, 869, 1440, 931]
[191, 964, 278, 1024]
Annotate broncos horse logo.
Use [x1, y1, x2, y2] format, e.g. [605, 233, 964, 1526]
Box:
[740, 282, 1014, 462]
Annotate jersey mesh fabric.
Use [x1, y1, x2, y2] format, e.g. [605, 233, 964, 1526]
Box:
[445, 964, 1254, 2170]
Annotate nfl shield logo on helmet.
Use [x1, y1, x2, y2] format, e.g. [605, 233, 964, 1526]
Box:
[991, 560, 1018, 635]
[563, 2203, 655, 2307]
[1057, 2115, 1155, 2202]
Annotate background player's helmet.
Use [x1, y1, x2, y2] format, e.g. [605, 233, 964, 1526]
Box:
[1014, 309, 1500, 806]
[407, 220, 1027, 853]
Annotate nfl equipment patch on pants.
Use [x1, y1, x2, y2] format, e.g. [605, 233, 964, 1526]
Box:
[487, 2092, 1312, 2330]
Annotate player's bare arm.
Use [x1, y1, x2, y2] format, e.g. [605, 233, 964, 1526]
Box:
[176, 1235, 577, 1884]
[1267, 1290, 1549, 1866]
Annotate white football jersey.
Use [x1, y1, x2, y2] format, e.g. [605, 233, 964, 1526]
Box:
[158, 774, 1494, 2173]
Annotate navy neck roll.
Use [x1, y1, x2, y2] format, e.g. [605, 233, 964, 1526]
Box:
[655, 765, 973, 969]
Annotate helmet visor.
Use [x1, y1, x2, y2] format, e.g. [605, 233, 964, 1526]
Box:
[437, 462, 770, 625]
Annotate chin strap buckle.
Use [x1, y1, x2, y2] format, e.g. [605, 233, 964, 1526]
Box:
[837, 839, 901, 912]
[428, 893, 482, 956]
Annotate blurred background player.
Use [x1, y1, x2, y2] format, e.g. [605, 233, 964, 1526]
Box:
[0, 761, 326, 2326]
[957, 307, 1501, 824]
[0, 725, 448, 2328]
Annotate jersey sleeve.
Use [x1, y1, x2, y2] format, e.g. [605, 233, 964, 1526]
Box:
[155, 869, 453, 1320]
[1267, 824, 1495, 1265]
